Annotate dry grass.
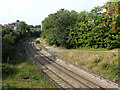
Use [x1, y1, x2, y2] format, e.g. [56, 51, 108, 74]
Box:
[60, 50, 118, 68]
[59, 50, 119, 84]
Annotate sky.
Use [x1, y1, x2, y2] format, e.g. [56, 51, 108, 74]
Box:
[0, 0, 109, 26]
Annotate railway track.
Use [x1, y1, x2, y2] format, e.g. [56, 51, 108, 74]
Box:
[31, 41, 104, 89]
[23, 39, 106, 89]
[24, 40, 75, 88]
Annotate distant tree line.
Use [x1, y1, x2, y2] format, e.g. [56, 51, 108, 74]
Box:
[42, 1, 120, 49]
[29, 25, 41, 28]
[2, 21, 41, 62]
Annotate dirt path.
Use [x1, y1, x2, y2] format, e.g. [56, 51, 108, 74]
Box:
[44, 44, 63, 53]
[94, 50, 118, 52]
[39, 38, 118, 53]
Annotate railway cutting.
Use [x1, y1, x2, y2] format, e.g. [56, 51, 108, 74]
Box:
[23, 38, 120, 89]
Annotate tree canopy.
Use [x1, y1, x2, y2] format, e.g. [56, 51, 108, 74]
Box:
[42, 1, 120, 49]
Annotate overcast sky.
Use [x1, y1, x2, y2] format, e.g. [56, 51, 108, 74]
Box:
[0, 0, 109, 25]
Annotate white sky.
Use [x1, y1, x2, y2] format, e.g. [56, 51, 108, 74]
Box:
[0, 0, 109, 25]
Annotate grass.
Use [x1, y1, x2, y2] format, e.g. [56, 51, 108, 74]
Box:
[60, 50, 120, 85]
[2, 59, 55, 88]
[93, 58, 101, 64]
[2, 38, 55, 89]
[76, 47, 119, 51]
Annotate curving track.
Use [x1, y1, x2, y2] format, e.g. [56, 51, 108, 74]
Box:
[23, 39, 119, 89]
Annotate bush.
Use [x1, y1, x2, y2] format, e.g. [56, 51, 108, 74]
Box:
[2, 64, 18, 78]
[35, 40, 40, 44]
[41, 6, 120, 49]
[110, 64, 120, 76]
[2, 42, 16, 62]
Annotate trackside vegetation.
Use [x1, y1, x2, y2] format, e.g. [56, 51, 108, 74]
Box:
[2, 56, 55, 88]
[2, 22, 55, 88]
[41, 1, 120, 85]
[2, 21, 41, 62]
[42, 1, 120, 49]
[2, 0, 120, 88]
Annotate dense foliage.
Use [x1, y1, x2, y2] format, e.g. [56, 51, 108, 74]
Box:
[2, 21, 41, 62]
[42, 2, 120, 49]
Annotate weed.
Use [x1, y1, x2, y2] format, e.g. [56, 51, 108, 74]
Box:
[100, 63, 110, 70]
[2, 83, 10, 89]
[21, 73, 39, 80]
[112, 53, 117, 57]
[93, 58, 101, 64]
[89, 64, 97, 69]
[118, 58, 120, 63]
[2, 64, 18, 79]
[111, 64, 120, 76]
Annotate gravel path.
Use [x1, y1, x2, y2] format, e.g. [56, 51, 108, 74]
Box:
[40, 39, 118, 53]
[40, 40, 63, 53]
[45, 45, 63, 53]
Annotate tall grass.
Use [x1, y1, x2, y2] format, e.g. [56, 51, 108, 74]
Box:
[2, 38, 55, 88]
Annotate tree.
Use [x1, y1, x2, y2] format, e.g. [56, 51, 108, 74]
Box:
[41, 5, 120, 49]
[17, 21, 30, 37]
[29, 25, 34, 28]
[2, 26, 12, 37]
[35, 25, 41, 28]
[25, 25, 30, 32]
[17, 21, 27, 34]
[42, 9, 78, 47]
[90, 6, 103, 26]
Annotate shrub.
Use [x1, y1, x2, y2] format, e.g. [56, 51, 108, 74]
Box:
[2, 64, 18, 78]
[35, 40, 40, 44]
[41, 6, 120, 49]
[111, 64, 120, 76]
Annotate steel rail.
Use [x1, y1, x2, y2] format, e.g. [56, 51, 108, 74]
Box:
[28, 40, 94, 89]
[32, 39, 105, 89]
[24, 40, 76, 89]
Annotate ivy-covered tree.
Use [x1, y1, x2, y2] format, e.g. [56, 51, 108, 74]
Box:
[41, 1, 120, 49]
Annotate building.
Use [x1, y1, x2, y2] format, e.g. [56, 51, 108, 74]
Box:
[4, 20, 20, 30]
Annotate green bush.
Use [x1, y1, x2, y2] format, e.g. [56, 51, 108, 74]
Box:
[2, 64, 18, 79]
[35, 40, 40, 44]
[41, 3, 120, 49]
